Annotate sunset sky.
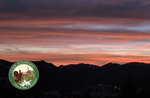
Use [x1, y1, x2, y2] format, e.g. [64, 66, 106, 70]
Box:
[0, 0, 150, 66]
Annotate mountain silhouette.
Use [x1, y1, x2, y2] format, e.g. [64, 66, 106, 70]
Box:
[0, 59, 150, 97]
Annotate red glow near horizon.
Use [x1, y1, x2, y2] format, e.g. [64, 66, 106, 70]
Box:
[1, 17, 150, 66]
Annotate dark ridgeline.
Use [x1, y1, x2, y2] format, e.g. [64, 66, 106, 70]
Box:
[0, 59, 150, 98]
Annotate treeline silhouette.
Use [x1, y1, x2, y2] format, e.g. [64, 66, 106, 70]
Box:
[0, 59, 150, 98]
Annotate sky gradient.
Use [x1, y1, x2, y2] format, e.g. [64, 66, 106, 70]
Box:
[0, 0, 150, 66]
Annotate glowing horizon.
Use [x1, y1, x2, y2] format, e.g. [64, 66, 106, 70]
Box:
[1, 0, 150, 66]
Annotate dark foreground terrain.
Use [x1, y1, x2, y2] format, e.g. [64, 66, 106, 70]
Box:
[0, 59, 150, 98]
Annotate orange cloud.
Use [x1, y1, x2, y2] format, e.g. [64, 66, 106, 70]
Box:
[0, 17, 150, 66]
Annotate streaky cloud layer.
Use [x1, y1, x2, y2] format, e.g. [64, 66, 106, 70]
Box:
[0, 0, 150, 66]
[0, 18, 150, 66]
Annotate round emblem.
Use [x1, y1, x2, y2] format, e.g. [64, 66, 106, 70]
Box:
[9, 60, 39, 90]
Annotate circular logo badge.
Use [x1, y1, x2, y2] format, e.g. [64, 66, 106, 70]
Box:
[9, 60, 39, 90]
